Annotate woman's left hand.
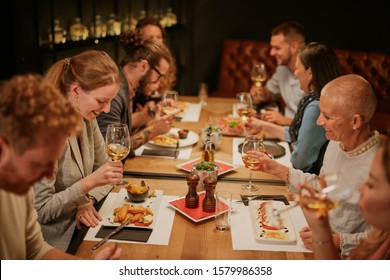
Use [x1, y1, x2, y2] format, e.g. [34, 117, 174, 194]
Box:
[76, 201, 102, 229]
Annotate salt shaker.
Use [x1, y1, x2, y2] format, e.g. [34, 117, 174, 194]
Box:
[202, 174, 217, 212]
[185, 170, 200, 208]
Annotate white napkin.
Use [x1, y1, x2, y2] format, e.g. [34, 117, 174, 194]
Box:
[84, 193, 178, 245]
[135, 144, 192, 159]
[230, 201, 311, 252]
[180, 103, 202, 122]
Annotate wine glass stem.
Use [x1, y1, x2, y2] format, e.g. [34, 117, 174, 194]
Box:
[248, 169, 253, 188]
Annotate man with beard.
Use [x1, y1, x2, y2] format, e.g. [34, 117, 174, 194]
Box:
[97, 29, 175, 150]
[0, 74, 121, 259]
[250, 21, 306, 126]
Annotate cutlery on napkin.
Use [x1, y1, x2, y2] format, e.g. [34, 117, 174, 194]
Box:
[142, 149, 177, 158]
[239, 195, 289, 206]
[92, 217, 132, 250]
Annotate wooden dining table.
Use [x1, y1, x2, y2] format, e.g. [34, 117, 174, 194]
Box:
[73, 96, 314, 260]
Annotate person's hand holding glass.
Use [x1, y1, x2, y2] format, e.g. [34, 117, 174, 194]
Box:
[105, 123, 131, 186]
[241, 135, 264, 191]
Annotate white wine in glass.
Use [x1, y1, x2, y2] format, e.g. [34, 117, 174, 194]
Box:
[161, 90, 179, 115]
[105, 123, 131, 186]
[266, 172, 354, 227]
[251, 62, 267, 87]
[240, 135, 264, 191]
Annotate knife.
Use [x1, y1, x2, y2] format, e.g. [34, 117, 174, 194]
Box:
[174, 141, 179, 160]
[92, 217, 131, 250]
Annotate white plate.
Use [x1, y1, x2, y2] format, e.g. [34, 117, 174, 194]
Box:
[249, 200, 296, 244]
[148, 128, 199, 148]
[102, 188, 163, 229]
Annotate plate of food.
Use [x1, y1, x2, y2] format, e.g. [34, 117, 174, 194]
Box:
[218, 116, 245, 136]
[176, 157, 237, 176]
[168, 191, 229, 223]
[148, 128, 199, 148]
[249, 200, 296, 244]
[102, 187, 163, 229]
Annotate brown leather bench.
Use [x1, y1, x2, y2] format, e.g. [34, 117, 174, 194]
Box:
[212, 39, 390, 134]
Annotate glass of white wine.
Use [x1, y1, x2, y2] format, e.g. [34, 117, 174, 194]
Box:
[266, 172, 355, 227]
[251, 62, 267, 87]
[161, 90, 179, 116]
[105, 123, 131, 186]
[236, 92, 254, 135]
[251, 62, 267, 104]
[240, 135, 264, 191]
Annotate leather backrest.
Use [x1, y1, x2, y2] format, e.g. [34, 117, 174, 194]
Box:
[217, 39, 390, 105]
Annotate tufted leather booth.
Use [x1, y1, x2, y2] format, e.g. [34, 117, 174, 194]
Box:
[213, 39, 390, 134]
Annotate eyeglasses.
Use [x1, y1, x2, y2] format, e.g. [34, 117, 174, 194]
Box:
[149, 64, 164, 83]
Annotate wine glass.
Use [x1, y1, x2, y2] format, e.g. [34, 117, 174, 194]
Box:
[236, 92, 254, 135]
[161, 90, 179, 115]
[105, 123, 131, 186]
[240, 135, 264, 191]
[251, 62, 267, 105]
[251, 62, 267, 87]
[265, 172, 355, 227]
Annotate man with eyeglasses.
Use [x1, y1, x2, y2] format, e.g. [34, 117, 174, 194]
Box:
[97, 29, 176, 151]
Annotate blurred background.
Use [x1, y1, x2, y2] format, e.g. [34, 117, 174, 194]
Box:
[1, 0, 389, 96]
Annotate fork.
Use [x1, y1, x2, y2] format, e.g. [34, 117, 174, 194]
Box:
[174, 141, 179, 160]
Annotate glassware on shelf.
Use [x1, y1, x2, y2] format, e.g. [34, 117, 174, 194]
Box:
[138, 10, 146, 20]
[160, 7, 177, 27]
[90, 15, 107, 38]
[48, 19, 66, 44]
[69, 17, 89, 41]
[121, 13, 138, 33]
[106, 13, 121, 36]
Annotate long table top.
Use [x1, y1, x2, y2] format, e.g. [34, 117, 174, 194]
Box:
[74, 96, 314, 260]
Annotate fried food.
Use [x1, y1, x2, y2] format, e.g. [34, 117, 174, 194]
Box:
[153, 134, 178, 146]
[125, 183, 148, 194]
[112, 204, 154, 226]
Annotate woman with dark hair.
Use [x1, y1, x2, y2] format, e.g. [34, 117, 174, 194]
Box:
[247, 42, 343, 174]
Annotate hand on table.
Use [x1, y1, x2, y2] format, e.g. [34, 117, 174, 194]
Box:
[76, 201, 102, 229]
[94, 245, 122, 260]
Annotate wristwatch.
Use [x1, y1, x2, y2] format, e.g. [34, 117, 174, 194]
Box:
[87, 194, 97, 205]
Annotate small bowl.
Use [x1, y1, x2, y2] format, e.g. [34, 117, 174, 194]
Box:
[178, 129, 189, 139]
[125, 183, 150, 202]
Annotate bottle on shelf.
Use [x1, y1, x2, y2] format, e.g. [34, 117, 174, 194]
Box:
[48, 19, 66, 44]
[198, 82, 208, 106]
[90, 15, 107, 38]
[202, 175, 217, 213]
[160, 7, 177, 28]
[70, 17, 89, 41]
[202, 128, 215, 163]
[185, 170, 200, 209]
[107, 13, 121, 36]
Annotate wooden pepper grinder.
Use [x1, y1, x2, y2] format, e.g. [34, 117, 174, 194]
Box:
[202, 174, 217, 212]
[185, 170, 200, 208]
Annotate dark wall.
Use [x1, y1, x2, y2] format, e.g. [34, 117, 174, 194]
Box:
[2, 0, 389, 96]
[190, 0, 390, 94]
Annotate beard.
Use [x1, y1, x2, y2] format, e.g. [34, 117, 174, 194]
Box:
[138, 70, 153, 94]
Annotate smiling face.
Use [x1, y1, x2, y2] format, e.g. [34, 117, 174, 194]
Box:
[294, 55, 312, 93]
[358, 147, 390, 231]
[139, 58, 170, 95]
[141, 24, 164, 44]
[0, 133, 67, 195]
[72, 82, 120, 120]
